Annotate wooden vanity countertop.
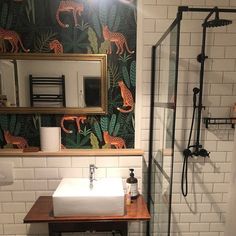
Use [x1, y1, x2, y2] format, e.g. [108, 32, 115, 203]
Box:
[24, 195, 150, 223]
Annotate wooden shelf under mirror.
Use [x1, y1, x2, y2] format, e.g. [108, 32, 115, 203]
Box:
[0, 149, 144, 157]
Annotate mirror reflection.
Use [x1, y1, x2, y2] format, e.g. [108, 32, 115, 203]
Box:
[0, 54, 107, 114]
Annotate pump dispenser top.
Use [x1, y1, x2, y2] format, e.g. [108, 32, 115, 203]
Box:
[129, 169, 135, 177]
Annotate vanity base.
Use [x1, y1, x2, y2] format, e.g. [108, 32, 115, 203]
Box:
[48, 221, 128, 236]
[24, 196, 150, 236]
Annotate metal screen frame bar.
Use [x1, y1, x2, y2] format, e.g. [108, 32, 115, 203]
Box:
[146, 10, 182, 236]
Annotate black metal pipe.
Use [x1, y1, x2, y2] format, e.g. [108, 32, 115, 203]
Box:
[146, 45, 156, 236]
[167, 10, 182, 236]
[195, 24, 207, 153]
[179, 6, 236, 13]
[202, 7, 218, 24]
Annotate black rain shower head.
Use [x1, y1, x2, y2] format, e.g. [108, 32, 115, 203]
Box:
[204, 18, 232, 28]
[203, 8, 232, 28]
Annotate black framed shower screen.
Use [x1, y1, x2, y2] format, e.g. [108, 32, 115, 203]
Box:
[146, 5, 236, 236]
[146, 11, 182, 236]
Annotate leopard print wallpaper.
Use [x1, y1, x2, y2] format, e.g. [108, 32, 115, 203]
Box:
[0, 0, 136, 149]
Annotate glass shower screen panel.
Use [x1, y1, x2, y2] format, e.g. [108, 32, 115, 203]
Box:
[150, 23, 178, 236]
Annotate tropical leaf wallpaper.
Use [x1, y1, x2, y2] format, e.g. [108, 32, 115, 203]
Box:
[0, 0, 136, 149]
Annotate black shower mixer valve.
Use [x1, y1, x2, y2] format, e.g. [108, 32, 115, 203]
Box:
[183, 145, 210, 158]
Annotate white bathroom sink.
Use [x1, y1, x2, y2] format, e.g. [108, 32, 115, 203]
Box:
[52, 178, 125, 217]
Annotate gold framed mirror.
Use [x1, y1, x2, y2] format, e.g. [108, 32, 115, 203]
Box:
[0, 53, 107, 114]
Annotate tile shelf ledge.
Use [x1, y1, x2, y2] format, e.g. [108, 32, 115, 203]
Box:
[0, 148, 144, 157]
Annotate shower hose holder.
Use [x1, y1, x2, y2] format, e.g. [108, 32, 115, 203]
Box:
[197, 53, 208, 63]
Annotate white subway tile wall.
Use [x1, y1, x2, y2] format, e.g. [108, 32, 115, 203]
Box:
[141, 0, 236, 235]
[0, 155, 143, 236]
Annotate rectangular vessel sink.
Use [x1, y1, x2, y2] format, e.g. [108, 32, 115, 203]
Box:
[53, 178, 125, 217]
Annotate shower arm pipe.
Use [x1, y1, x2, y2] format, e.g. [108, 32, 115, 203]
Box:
[178, 6, 236, 14]
[202, 7, 218, 25]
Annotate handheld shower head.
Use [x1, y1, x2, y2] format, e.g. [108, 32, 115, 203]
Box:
[193, 87, 200, 107]
[193, 87, 200, 94]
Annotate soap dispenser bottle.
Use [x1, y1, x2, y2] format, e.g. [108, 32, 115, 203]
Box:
[126, 168, 138, 200]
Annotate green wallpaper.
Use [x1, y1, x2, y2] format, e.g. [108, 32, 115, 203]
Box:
[0, 0, 136, 149]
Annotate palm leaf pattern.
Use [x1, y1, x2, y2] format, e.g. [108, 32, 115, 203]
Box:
[0, 0, 137, 149]
[88, 27, 98, 53]
[34, 30, 57, 53]
[61, 28, 88, 53]
[108, 63, 120, 87]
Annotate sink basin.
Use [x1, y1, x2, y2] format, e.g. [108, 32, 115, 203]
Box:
[53, 178, 125, 217]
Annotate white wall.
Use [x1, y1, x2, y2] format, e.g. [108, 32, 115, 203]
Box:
[17, 60, 101, 107]
[0, 155, 143, 236]
[0, 61, 17, 106]
[140, 0, 236, 235]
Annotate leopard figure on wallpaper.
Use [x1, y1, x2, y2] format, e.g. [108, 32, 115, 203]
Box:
[61, 115, 87, 133]
[49, 40, 64, 54]
[117, 81, 134, 113]
[4, 130, 29, 149]
[0, 28, 30, 53]
[56, 0, 84, 28]
[102, 25, 134, 54]
[103, 131, 126, 149]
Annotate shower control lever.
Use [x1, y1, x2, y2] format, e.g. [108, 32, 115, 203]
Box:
[197, 53, 208, 63]
[183, 148, 192, 158]
[199, 148, 210, 157]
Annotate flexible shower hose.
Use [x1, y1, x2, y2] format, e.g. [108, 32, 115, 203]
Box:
[181, 88, 198, 197]
[181, 153, 189, 197]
